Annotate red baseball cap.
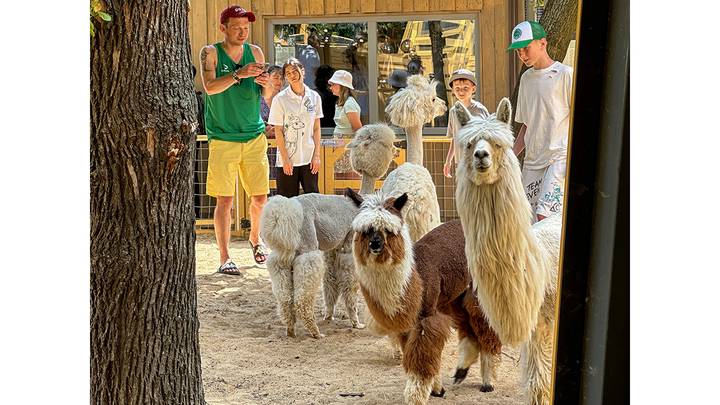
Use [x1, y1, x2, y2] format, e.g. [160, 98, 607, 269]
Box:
[220, 6, 256, 24]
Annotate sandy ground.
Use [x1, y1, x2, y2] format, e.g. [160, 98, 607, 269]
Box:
[196, 233, 524, 405]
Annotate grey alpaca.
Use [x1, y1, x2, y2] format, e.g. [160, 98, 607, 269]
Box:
[260, 193, 368, 338]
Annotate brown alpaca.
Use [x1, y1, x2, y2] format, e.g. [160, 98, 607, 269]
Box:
[346, 188, 502, 405]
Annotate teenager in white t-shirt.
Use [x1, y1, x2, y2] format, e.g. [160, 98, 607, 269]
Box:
[268, 58, 324, 197]
[509, 21, 573, 222]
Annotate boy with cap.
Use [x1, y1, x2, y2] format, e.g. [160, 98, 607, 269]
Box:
[443, 69, 490, 178]
[509, 20, 573, 222]
[200, 5, 271, 273]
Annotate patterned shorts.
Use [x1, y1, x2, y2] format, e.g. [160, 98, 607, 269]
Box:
[521, 159, 567, 220]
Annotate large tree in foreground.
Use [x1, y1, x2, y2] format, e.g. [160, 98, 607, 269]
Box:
[90, 0, 204, 403]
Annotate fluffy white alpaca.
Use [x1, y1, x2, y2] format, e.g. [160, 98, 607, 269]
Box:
[453, 98, 563, 405]
[260, 193, 365, 339]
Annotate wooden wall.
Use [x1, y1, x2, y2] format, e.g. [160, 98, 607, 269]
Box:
[188, 0, 516, 108]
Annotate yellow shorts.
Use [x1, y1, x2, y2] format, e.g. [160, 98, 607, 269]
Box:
[206, 134, 270, 197]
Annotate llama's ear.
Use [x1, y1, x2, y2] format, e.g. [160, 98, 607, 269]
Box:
[344, 188, 364, 207]
[393, 193, 409, 212]
[496, 97, 512, 127]
[454, 101, 472, 127]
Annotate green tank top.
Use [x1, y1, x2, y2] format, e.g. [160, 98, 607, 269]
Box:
[204, 42, 265, 142]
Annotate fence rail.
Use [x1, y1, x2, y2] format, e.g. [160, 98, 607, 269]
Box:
[194, 135, 458, 236]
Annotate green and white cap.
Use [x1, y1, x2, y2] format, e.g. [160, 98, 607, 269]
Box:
[508, 21, 547, 50]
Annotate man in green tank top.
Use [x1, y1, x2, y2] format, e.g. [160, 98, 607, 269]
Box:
[200, 6, 271, 273]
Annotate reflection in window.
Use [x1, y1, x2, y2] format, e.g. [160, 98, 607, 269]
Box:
[273, 23, 369, 127]
[377, 20, 476, 128]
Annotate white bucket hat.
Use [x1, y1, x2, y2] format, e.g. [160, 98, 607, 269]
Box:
[328, 70, 354, 90]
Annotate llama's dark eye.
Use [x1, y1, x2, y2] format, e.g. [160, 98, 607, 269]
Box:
[466, 142, 473, 150]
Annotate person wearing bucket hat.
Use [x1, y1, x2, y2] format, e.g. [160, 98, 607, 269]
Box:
[327, 69, 363, 172]
[509, 20, 574, 222]
[329, 70, 363, 137]
[199, 5, 272, 271]
[443, 69, 490, 178]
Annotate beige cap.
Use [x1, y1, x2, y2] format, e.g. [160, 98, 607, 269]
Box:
[328, 70, 354, 90]
[449, 69, 476, 86]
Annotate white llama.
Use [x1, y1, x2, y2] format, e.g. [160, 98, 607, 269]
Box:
[453, 98, 563, 405]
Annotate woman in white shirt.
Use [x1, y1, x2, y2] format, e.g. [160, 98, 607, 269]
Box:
[328, 70, 362, 171]
[268, 58, 324, 197]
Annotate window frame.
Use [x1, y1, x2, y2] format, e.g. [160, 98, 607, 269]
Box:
[267, 14, 482, 136]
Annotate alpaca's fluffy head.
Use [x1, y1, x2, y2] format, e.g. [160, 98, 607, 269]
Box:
[385, 75, 448, 129]
[455, 98, 515, 185]
[347, 123, 397, 179]
[349, 191, 411, 266]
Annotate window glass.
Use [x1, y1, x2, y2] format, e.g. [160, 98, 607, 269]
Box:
[377, 20, 476, 128]
[273, 23, 369, 127]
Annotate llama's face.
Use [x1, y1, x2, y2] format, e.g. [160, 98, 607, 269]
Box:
[429, 89, 448, 120]
[455, 98, 515, 185]
[350, 193, 409, 266]
[462, 133, 506, 185]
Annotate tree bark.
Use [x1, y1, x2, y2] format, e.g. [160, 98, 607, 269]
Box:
[90, 0, 204, 404]
[510, 0, 578, 125]
[428, 21, 449, 127]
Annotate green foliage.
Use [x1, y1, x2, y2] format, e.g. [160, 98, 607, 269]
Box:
[90, 0, 112, 38]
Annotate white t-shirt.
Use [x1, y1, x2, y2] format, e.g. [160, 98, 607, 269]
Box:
[333, 96, 362, 136]
[515, 61, 573, 170]
[268, 84, 324, 167]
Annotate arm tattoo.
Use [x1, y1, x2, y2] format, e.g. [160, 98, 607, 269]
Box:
[201, 47, 214, 72]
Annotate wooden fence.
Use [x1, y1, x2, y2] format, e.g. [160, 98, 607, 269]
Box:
[194, 136, 459, 235]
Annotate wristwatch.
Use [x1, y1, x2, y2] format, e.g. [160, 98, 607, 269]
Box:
[232, 69, 241, 83]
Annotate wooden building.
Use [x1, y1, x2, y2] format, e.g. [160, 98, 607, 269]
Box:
[188, 0, 525, 234]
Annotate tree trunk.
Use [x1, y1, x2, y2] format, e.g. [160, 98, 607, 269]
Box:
[428, 21, 449, 127]
[510, 0, 578, 124]
[90, 0, 204, 404]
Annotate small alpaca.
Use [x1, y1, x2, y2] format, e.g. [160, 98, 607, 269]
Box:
[346, 189, 503, 405]
[260, 193, 365, 338]
[453, 98, 563, 405]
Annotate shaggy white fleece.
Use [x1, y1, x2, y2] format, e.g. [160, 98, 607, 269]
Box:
[385, 75, 447, 130]
[347, 123, 397, 181]
[259, 195, 303, 262]
[385, 75, 447, 165]
[381, 163, 441, 242]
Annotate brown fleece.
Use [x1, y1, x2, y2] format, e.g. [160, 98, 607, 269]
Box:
[462, 288, 502, 354]
[353, 233, 368, 267]
[401, 313, 452, 381]
[385, 231, 407, 266]
[361, 271, 424, 334]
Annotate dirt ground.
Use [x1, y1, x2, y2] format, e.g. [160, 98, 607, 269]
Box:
[196, 233, 525, 405]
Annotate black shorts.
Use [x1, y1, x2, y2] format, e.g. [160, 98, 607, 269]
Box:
[275, 164, 319, 197]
